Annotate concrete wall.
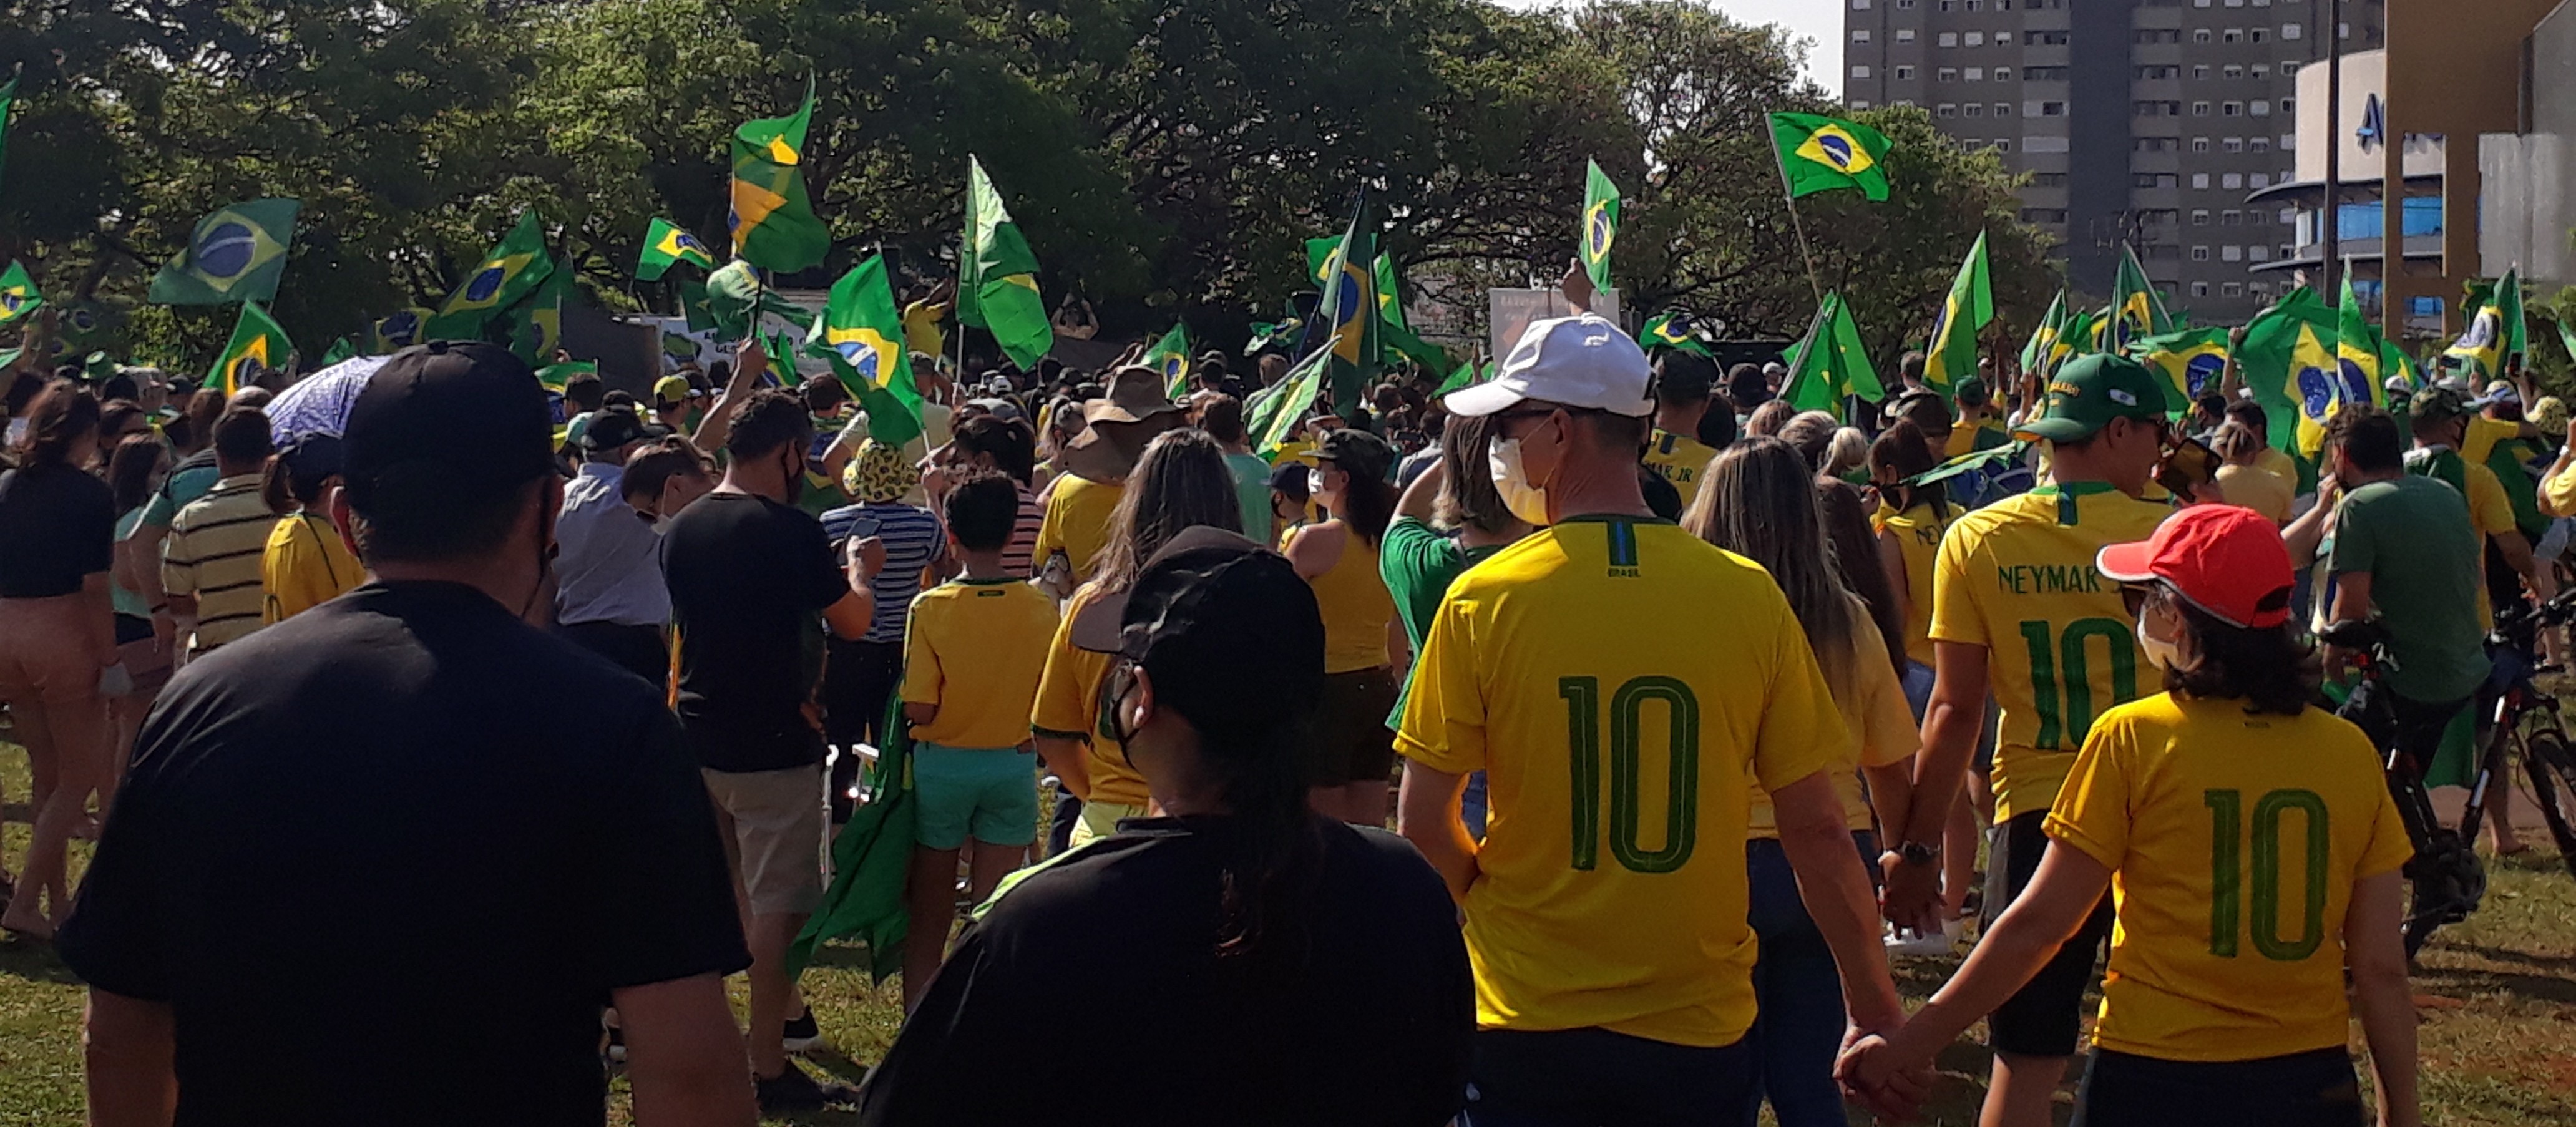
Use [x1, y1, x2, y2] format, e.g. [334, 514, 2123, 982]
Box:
[2293, 50, 2446, 183]
[2479, 2, 2576, 290]
[2383, 0, 2564, 331]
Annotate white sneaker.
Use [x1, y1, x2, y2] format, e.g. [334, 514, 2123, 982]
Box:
[1883, 924, 1954, 957]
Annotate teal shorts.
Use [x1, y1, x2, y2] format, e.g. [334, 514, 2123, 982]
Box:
[912, 744, 1040, 850]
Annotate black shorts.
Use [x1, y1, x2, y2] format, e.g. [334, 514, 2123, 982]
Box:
[2072, 1046, 2363, 1127]
[1305, 666, 1399, 787]
[1981, 809, 2115, 1058]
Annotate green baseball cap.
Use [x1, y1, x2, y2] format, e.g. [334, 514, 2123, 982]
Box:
[2408, 385, 2470, 424]
[2013, 353, 2170, 443]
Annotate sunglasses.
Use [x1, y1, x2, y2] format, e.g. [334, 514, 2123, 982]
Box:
[2119, 582, 2166, 619]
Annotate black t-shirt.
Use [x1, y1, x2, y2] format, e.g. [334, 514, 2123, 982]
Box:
[658, 489, 848, 771]
[57, 582, 749, 1127]
[0, 462, 114, 598]
[857, 816, 1474, 1126]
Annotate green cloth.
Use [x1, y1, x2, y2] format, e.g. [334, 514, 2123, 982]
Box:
[1225, 452, 1272, 543]
[958, 155, 1054, 369]
[2328, 476, 2492, 703]
[427, 212, 553, 340]
[636, 218, 718, 281]
[0, 258, 42, 326]
[147, 198, 301, 306]
[1921, 230, 1991, 394]
[1380, 516, 1503, 727]
[1780, 291, 1882, 419]
[210, 301, 293, 395]
[2486, 437, 2549, 539]
[1579, 159, 1620, 292]
[1768, 112, 1893, 201]
[729, 80, 831, 273]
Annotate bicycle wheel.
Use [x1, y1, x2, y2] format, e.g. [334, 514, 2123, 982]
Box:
[2521, 728, 2576, 883]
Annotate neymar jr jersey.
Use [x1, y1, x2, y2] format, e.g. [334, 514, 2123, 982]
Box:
[1641, 429, 1723, 514]
[1396, 516, 1847, 1048]
[2046, 694, 2413, 1061]
[1930, 481, 2171, 822]
[1875, 499, 1960, 669]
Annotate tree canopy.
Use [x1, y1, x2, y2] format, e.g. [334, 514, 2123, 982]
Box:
[0, 0, 2056, 374]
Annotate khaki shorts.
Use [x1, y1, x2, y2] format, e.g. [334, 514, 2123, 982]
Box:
[1068, 799, 1149, 849]
[702, 764, 826, 917]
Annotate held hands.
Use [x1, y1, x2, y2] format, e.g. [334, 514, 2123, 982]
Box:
[1836, 1026, 1935, 1122]
[1878, 851, 1944, 933]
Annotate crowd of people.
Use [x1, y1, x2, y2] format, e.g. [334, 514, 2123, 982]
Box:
[0, 273, 2569, 1126]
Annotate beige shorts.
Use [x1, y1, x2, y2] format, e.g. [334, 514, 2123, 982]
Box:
[1069, 799, 1149, 849]
[702, 764, 826, 917]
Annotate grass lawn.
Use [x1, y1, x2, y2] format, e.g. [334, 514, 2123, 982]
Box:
[5, 741, 2575, 1126]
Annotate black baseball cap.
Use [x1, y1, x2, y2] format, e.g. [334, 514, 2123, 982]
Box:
[344, 341, 557, 512]
[1269, 459, 1311, 502]
[1314, 427, 1394, 482]
[580, 407, 672, 453]
[1070, 527, 1325, 743]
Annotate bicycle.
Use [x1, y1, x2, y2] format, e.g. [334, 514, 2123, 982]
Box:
[2323, 588, 2576, 959]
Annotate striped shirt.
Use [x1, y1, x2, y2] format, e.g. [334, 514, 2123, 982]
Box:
[1006, 482, 1043, 580]
[820, 502, 947, 643]
[163, 474, 283, 655]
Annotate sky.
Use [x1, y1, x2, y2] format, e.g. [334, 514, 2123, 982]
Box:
[1489, 0, 1841, 95]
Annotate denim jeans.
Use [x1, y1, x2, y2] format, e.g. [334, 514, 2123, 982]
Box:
[1461, 770, 1490, 840]
[1740, 832, 1876, 1127]
[1464, 1027, 1755, 1127]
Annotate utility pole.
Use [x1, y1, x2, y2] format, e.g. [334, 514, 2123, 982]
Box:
[2320, 0, 2344, 301]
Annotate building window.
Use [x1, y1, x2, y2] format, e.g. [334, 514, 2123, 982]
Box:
[1939, 67, 1959, 80]
[1895, 99, 1916, 106]
[2252, 63, 2270, 79]
[2251, 100, 2271, 117]
[2193, 28, 2214, 43]
[2278, 207, 2296, 224]
[2282, 22, 2302, 38]
[2192, 137, 2211, 152]
[1966, 67, 1984, 80]
[2221, 209, 2242, 225]
[2192, 172, 2212, 188]
[2249, 27, 2266, 42]
[2223, 137, 2243, 152]
[1939, 32, 1958, 46]
[1995, 67, 2014, 80]
[2193, 246, 2212, 261]
[2222, 172, 2243, 188]
[1852, 64, 1873, 78]
[1966, 31, 1985, 46]
[2031, 172, 2069, 185]
[2250, 136, 2271, 152]
[2224, 64, 2244, 79]
[2223, 28, 2242, 43]
[1849, 99, 1873, 110]
[1994, 138, 2012, 151]
[2248, 245, 2270, 261]
[1895, 65, 1916, 79]
[2280, 97, 2295, 114]
[2222, 282, 2245, 296]
[2193, 100, 2212, 116]
[1995, 102, 2013, 115]
[1896, 0, 1915, 7]
[2192, 209, 2211, 225]
[2222, 100, 2243, 116]
[2282, 244, 2297, 259]
[1964, 102, 1984, 116]
[1937, 103, 1957, 118]
[2250, 172, 2270, 188]
[2193, 281, 2213, 297]
[2031, 100, 2066, 116]
[1896, 28, 1916, 42]
[2250, 281, 2271, 299]
[2193, 65, 2212, 79]
[1852, 0, 1870, 6]
[2022, 135, 2069, 152]
[2028, 29, 2072, 44]
[2021, 208, 2070, 223]
[1852, 30, 1871, 44]
[1967, 0, 1982, 9]
[2223, 245, 2244, 261]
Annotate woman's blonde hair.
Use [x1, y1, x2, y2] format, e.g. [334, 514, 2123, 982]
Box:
[1684, 436, 1858, 684]
[1093, 428, 1244, 593]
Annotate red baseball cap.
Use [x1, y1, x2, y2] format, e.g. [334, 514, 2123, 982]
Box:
[2095, 505, 2293, 629]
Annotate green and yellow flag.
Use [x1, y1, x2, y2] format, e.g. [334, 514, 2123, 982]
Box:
[2240, 287, 2343, 461]
[1580, 159, 1621, 292]
[534, 360, 597, 391]
[1306, 196, 1382, 418]
[370, 308, 432, 354]
[318, 338, 358, 366]
[1921, 230, 1992, 395]
[428, 212, 553, 340]
[0, 260, 42, 326]
[0, 76, 16, 192]
[958, 155, 1054, 370]
[1782, 291, 1883, 420]
[511, 256, 575, 365]
[637, 218, 718, 281]
[148, 199, 300, 306]
[1641, 311, 1714, 357]
[1247, 345, 1330, 460]
[2131, 327, 2230, 406]
[806, 254, 915, 412]
[1145, 323, 1191, 398]
[730, 80, 831, 273]
[210, 301, 293, 396]
[2336, 271, 2392, 408]
[2104, 242, 2172, 351]
[1435, 358, 1486, 396]
[1769, 112, 1893, 202]
[2443, 266, 2524, 379]
[2019, 290, 2067, 377]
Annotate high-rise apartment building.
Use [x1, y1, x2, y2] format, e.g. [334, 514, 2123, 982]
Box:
[1842, 0, 2386, 324]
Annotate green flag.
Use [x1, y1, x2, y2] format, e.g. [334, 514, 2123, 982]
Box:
[369, 308, 431, 354]
[2336, 271, 2391, 409]
[1921, 230, 1992, 394]
[210, 301, 294, 396]
[2130, 327, 2231, 407]
[1378, 320, 1451, 378]
[637, 218, 719, 281]
[1580, 159, 1621, 292]
[1250, 346, 1330, 459]
[0, 76, 16, 192]
[534, 359, 597, 391]
[959, 155, 1055, 370]
[318, 338, 358, 366]
[788, 695, 918, 980]
[511, 256, 575, 365]
[1374, 254, 1408, 331]
[428, 212, 553, 339]
[702, 260, 764, 341]
[1145, 323, 1191, 398]
[0, 260, 42, 327]
[2443, 266, 2524, 379]
[1641, 311, 1714, 357]
[2240, 286, 2343, 463]
[1780, 291, 1883, 421]
[1769, 112, 1893, 202]
[2020, 290, 2067, 376]
[148, 198, 300, 306]
[2105, 242, 2172, 351]
[806, 253, 917, 420]
[676, 280, 716, 334]
[1305, 195, 1382, 419]
[1435, 359, 1485, 397]
[729, 79, 831, 273]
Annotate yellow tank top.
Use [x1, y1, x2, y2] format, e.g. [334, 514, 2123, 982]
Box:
[1305, 526, 1397, 674]
[1875, 499, 1958, 669]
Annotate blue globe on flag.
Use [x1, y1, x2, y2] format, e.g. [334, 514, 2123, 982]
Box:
[1586, 203, 1615, 259]
[2338, 359, 2374, 407]
[1815, 133, 1856, 170]
[839, 341, 882, 383]
[196, 221, 260, 281]
[2296, 366, 2338, 418]
[380, 310, 422, 346]
[2185, 354, 2227, 397]
[463, 266, 509, 303]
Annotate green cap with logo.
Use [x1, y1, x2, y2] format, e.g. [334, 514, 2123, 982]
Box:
[2013, 353, 2170, 443]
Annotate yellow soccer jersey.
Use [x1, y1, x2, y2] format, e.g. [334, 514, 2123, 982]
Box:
[2545, 457, 2576, 518]
[1641, 429, 1722, 512]
[2046, 694, 2413, 1062]
[1748, 607, 1917, 836]
[1028, 583, 1149, 807]
[902, 577, 1060, 749]
[1928, 481, 2171, 821]
[1876, 499, 1960, 669]
[1396, 516, 1848, 1048]
[1034, 476, 1124, 582]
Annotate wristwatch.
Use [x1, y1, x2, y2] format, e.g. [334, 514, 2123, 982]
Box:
[1895, 839, 1942, 866]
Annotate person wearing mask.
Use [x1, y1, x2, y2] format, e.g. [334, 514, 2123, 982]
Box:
[2210, 421, 2293, 524]
[1198, 393, 1276, 544]
[1266, 459, 1311, 546]
[1285, 428, 1404, 825]
[57, 341, 756, 1127]
[1395, 314, 1916, 1125]
[819, 440, 950, 821]
[0, 383, 117, 939]
[1868, 422, 1983, 940]
[1031, 429, 1244, 848]
[1723, 363, 1770, 428]
[259, 434, 360, 625]
[660, 363, 886, 1111]
[892, 472, 1057, 1011]
[940, 414, 1043, 577]
[162, 408, 283, 658]
[551, 410, 685, 685]
[1842, 505, 2419, 1127]
[862, 527, 1473, 1125]
[1881, 354, 2178, 1127]
[1687, 437, 1917, 1127]
[102, 434, 174, 819]
[1641, 353, 1723, 512]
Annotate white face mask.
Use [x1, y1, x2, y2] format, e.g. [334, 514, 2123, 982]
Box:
[1307, 467, 1326, 498]
[1488, 437, 1551, 527]
[2135, 610, 2182, 671]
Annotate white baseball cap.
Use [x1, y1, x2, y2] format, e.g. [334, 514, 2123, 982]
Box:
[1443, 313, 1654, 419]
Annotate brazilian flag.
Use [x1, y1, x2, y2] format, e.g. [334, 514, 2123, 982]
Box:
[0, 75, 16, 192]
[1145, 323, 1190, 398]
[806, 253, 915, 410]
[2443, 266, 2525, 379]
[428, 212, 553, 340]
[0, 260, 42, 327]
[2131, 327, 2230, 406]
[2104, 242, 2172, 351]
[1580, 159, 1621, 292]
[1921, 230, 1993, 395]
[637, 218, 718, 281]
[1641, 311, 1713, 357]
[2240, 287, 2343, 461]
[148, 199, 300, 305]
[1781, 291, 1883, 421]
[1303, 195, 1381, 418]
[1769, 112, 1893, 202]
[371, 307, 432, 354]
[730, 79, 831, 273]
[318, 338, 358, 366]
[512, 256, 576, 365]
[210, 301, 293, 396]
[2019, 290, 2067, 378]
[959, 155, 1054, 370]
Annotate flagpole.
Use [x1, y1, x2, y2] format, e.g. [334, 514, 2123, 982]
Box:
[1772, 154, 1828, 307]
